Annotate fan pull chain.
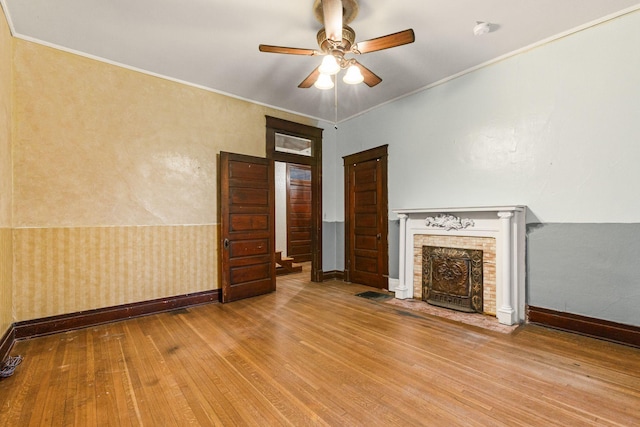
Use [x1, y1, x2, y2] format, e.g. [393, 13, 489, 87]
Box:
[334, 76, 338, 129]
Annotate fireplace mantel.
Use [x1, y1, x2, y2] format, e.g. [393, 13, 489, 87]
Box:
[393, 206, 526, 325]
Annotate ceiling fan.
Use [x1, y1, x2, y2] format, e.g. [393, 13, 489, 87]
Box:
[258, 0, 415, 89]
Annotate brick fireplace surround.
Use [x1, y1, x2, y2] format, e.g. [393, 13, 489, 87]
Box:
[392, 206, 526, 326]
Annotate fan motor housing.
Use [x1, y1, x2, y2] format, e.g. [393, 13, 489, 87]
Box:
[317, 25, 356, 53]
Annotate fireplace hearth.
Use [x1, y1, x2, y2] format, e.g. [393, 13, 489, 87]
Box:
[422, 246, 483, 313]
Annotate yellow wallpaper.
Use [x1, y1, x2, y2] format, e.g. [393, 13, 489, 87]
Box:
[0, 6, 14, 334]
[8, 38, 314, 321]
[0, 4, 12, 226]
[12, 40, 314, 228]
[13, 225, 217, 321]
[0, 228, 11, 333]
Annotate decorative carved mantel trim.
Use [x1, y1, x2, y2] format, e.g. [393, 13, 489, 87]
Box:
[425, 213, 474, 231]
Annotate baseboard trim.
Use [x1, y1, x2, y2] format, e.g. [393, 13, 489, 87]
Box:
[14, 289, 220, 340]
[527, 306, 640, 348]
[0, 326, 16, 363]
[322, 270, 345, 281]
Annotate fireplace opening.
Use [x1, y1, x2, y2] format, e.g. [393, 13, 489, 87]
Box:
[422, 246, 483, 313]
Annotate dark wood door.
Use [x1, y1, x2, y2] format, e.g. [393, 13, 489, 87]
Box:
[344, 146, 388, 289]
[286, 164, 312, 262]
[220, 152, 275, 302]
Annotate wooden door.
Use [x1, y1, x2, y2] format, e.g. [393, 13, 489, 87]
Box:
[344, 146, 388, 289]
[286, 164, 312, 262]
[220, 152, 275, 302]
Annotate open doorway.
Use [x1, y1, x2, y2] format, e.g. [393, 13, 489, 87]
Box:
[266, 116, 323, 282]
[275, 162, 312, 275]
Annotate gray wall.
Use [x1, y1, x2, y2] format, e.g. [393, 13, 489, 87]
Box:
[527, 223, 640, 326]
[388, 220, 400, 279]
[322, 221, 344, 272]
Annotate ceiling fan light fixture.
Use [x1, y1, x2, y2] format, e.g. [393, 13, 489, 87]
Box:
[343, 64, 364, 85]
[314, 73, 334, 90]
[318, 55, 340, 75]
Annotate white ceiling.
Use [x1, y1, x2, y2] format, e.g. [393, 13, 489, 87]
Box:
[3, 0, 640, 122]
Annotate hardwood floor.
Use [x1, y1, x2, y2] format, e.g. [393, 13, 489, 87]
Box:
[1, 271, 639, 426]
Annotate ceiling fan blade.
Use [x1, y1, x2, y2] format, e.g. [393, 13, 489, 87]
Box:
[259, 45, 318, 56]
[354, 61, 382, 87]
[354, 29, 415, 54]
[322, 0, 343, 42]
[298, 67, 321, 88]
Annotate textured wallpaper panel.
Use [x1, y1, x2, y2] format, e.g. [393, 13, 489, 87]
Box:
[0, 8, 13, 334]
[0, 228, 12, 333]
[13, 225, 217, 321]
[12, 39, 315, 228]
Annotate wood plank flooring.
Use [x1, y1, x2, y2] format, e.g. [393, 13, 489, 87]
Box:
[1, 271, 639, 426]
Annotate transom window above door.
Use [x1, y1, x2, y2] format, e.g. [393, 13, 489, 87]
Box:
[275, 133, 312, 157]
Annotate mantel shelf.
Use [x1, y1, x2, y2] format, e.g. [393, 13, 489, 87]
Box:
[393, 206, 526, 215]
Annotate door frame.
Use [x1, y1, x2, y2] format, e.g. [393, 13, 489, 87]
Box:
[343, 145, 389, 286]
[266, 116, 323, 282]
